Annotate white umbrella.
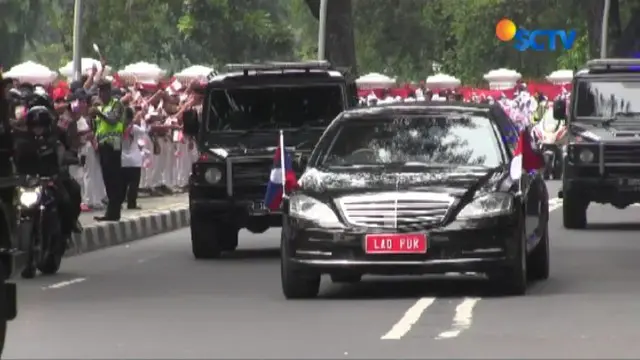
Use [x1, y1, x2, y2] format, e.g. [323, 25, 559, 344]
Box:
[546, 69, 574, 85]
[483, 68, 522, 90]
[5, 61, 57, 84]
[118, 62, 166, 84]
[59, 58, 111, 79]
[355, 73, 396, 89]
[425, 73, 461, 89]
[174, 65, 214, 82]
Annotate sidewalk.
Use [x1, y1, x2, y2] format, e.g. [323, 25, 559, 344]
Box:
[68, 193, 190, 256]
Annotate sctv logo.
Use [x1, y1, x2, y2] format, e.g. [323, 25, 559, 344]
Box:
[496, 19, 577, 51]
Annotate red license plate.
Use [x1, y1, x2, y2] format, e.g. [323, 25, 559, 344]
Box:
[364, 233, 427, 254]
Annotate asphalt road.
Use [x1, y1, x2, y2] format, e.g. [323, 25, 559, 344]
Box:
[7, 180, 640, 359]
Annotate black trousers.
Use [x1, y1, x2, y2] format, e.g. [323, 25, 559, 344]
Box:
[98, 144, 122, 219]
[121, 167, 141, 208]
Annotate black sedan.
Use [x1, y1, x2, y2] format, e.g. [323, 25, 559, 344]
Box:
[280, 103, 550, 298]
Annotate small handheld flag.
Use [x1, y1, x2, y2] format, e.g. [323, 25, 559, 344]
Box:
[264, 131, 298, 210]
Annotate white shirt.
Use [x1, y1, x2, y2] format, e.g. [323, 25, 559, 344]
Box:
[121, 123, 147, 167]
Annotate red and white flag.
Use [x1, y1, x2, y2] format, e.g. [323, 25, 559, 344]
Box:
[510, 129, 545, 180]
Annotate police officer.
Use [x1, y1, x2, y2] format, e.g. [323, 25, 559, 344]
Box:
[92, 80, 125, 221]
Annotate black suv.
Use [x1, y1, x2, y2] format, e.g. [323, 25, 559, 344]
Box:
[183, 61, 356, 259]
[559, 58, 640, 229]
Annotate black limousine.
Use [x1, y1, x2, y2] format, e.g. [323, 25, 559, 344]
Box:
[280, 103, 550, 298]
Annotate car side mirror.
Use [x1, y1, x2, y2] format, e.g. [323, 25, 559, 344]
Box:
[553, 100, 566, 120]
[183, 109, 199, 137]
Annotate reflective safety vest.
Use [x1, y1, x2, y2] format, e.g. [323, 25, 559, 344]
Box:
[95, 99, 124, 146]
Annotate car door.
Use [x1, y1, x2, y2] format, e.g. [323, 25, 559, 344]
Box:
[523, 172, 544, 251]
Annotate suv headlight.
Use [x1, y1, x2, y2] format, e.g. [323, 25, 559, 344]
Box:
[578, 149, 594, 163]
[289, 194, 344, 228]
[204, 168, 222, 184]
[457, 193, 513, 220]
[18, 187, 41, 208]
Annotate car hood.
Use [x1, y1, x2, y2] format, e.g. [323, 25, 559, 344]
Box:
[572, 121, 640, 142]
[298, 165, 510, 197]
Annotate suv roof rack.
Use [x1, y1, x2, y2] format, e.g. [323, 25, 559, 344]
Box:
[586, 58, 640, 71]
[223, 60, 333, 74]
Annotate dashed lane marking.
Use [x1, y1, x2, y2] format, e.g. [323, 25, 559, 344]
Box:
[42, 277, 86, 290]
[435, 297, 480, 339]
[380, 297, 435, 340]
[549, 197, 562, 212]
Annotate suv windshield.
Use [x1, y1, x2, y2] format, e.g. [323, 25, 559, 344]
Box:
[575, 80, 640, 118]
[317, 115, 504, 167]
[206, 84, 344, 131]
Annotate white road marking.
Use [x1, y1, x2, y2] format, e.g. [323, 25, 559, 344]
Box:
[435, 297, 480, 339]
[42, 277, 86, 290]
[549, 197, 562, 212]
[381, 297, 435, 340]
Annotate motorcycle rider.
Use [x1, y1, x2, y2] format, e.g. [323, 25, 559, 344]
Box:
[12, 91, 81, 242]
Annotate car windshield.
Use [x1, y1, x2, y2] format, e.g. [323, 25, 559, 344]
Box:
[206, 84, 344, 131]
[318, 115, 505, 168]
[575, 80, 640, 118]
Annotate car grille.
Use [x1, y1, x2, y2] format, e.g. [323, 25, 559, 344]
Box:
[337, 192, 454, 229]
[230, 159, 273, 200]
[603, 144, 640, 164]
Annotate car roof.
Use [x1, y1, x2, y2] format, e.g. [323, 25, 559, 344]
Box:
[342, 101, 494, 119]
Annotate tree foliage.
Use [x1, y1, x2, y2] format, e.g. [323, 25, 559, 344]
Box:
[2, 0, 640, 83]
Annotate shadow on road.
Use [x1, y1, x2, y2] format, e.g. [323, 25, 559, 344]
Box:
[217, 248, 280, 260]
[585, 222, 640, 231]
[319, 276, 547, 299]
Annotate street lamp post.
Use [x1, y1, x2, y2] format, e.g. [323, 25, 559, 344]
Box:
[72, 0, 84, 81]
[317, 0, 328, 60]
[601, 0, 611, 58]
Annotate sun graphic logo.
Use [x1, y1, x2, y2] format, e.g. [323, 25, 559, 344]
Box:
[495, 18, 517, 43]
[495, 18, 577, 51]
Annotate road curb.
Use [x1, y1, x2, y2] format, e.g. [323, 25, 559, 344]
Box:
[66, 206, 190, 256]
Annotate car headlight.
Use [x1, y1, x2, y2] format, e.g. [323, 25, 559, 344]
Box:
[18, 188, 41, 208]
[204, 168, 222, 184]
[457, 193, 513, 220]
[579, 149, 594, 163]
[289, 194, 344, 228]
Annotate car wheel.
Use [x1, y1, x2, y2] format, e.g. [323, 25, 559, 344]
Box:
[0, 274, 7, 358]
[562, 190, 587, 229]
[330, 274, 362, 284]
[191, 220, 238, 259]
[492, 225, 527, 296]
[527, 222, 549, 281]
[280, 232, 320, 299]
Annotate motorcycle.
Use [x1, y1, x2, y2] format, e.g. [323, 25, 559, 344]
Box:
[17, 175, 65, 279]
[533, 110, 567, 180]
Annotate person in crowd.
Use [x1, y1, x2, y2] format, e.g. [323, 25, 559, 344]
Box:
[121, 107, 147, 210]
[92, 80, 125, 221]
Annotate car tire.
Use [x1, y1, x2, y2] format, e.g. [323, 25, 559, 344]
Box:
[280, 232, 320, 299]
[330, 274, 362, 284]
[493, 225, 527, 296]
[191, 220, 238, 259]
[562, 190, 587, 229]
[0, 273, 7, 358]
[527, 223, 549, 281]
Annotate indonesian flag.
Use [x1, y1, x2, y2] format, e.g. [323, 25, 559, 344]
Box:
[264, 132, 298, 210]
[510, 128, 545, 180]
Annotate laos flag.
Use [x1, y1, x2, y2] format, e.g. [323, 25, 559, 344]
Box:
[264, 132, 298, 210]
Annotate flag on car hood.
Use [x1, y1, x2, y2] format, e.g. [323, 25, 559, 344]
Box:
[510, 128, 545, 180]
[264, 133, 298, 210]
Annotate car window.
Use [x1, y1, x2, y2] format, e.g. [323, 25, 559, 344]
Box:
[317, 115, 505, 167]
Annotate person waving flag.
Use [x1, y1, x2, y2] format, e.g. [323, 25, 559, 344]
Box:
[264, 131, 298, 210]
[510, 126, 545, 182]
